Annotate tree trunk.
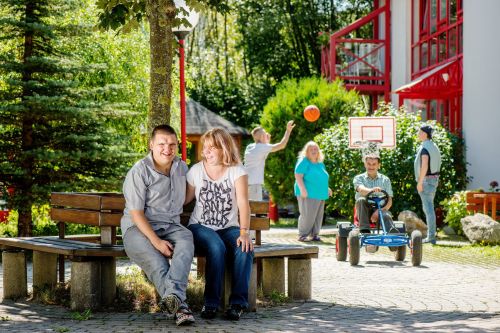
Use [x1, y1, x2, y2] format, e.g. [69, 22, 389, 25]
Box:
[18, 0, 35, 237]
[146, 0, 176, 132]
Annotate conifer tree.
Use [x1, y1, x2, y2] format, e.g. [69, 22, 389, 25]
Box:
[0, 0, 133, 236]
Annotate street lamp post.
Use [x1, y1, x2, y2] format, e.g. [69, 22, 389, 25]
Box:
[173, 0, 199, 161]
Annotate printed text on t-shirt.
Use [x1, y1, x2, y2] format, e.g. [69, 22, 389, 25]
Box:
[199, 178, 232, 227]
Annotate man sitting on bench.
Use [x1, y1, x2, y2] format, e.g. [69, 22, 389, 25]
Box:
[353, 154, 395, 234]
[121, 124, 195, 326]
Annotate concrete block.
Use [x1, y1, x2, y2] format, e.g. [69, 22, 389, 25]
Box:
[248, 261, 257, 312]
[100, 257, 116, 306]
[70, 260, 101, 311]
[2, 251, 27, 299]
[33, 251, 57, 291]
[262, 257, 285, 295]
[287, 258, 312, 300]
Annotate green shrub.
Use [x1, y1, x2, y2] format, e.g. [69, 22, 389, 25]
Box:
[0, 205, 99, 237]
[440, 191, 468, 235]
[315, 103, 467, 219]
[262, 77, 361, 205]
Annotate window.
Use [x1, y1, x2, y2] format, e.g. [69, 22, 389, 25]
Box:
[412, 0, 463, 77]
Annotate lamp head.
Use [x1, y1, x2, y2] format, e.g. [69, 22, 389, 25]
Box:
[173, 0, 199, 37]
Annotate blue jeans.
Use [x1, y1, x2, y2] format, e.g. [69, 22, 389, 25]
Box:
[419, 177, 439, 241]
[188, 224, 254, 309]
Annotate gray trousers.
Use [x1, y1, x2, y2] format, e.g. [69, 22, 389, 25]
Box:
[355, 197, 394, 231]
[297, 197, 325, 238]
[123, 223, 194, 304]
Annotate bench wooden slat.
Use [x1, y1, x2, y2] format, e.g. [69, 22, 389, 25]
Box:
[99, 212, 122, 227]
[249, 217, 271, 231]
[100, 195, 125, 211]
[51, 193, 102, 210]
[0, 237, 126, 257]
[250, 201, 269, 215]
[0, 238, 78, 255]
[51, 208, 100, 226]
[254, 244, 319, 259]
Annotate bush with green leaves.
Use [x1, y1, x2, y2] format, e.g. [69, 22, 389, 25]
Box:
[261, 77, 360, 205]
[0, 205, 99, 237]
[315, 103, 467, 219]
[440, 191, 469, 235]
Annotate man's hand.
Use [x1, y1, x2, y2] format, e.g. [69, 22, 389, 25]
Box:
[286, 120, 296, 133]
[153, 239, 174, 258]
[237, 234, 254, 252]
[370, 187, 383, 193]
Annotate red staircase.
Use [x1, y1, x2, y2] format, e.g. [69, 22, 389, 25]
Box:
[321, 1, 391, 109]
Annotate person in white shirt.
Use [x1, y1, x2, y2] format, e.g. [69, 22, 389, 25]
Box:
[243, 120, 295, 201]
[185, 128, 253, 321]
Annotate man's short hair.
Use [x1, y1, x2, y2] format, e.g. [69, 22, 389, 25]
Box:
[363, 154, 381, 163]
[151, 124, 177, 140]
[251, 127, 265, 141]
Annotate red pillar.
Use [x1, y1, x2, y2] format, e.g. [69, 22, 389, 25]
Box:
[179, 38, 187, 161]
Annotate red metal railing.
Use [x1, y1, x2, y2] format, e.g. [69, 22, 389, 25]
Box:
[321, 2, 391, 107]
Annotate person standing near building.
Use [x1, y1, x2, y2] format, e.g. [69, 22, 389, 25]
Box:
[244, 120, 295, 201]
[414, 125, 441, 244]
[121, 125, 195, 326]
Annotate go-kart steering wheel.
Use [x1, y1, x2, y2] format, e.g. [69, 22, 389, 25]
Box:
[366, 189, 389, 210]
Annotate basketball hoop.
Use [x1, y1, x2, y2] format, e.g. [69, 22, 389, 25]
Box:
[348, 117, 396, 149]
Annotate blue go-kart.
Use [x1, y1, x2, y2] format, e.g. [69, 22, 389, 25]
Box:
[336, 190, 423, 266]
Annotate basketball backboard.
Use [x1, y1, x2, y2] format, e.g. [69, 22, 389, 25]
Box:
[348, 116, 396, 148]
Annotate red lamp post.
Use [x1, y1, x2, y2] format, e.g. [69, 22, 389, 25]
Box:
[173, 1, 199, 161]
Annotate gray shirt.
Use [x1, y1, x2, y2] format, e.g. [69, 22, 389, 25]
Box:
[353, 172, 393, 200]
[120, 153, 188, 236]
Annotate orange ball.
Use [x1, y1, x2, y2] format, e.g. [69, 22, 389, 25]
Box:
[304, 105, 320, 122]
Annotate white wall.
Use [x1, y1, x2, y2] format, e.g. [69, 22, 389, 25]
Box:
[463, 0, 500, 189]
[390, 0, 412, 105]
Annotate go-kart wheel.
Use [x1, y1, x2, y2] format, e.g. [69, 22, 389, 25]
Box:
[411, 230, 423, 266]
[394, 246, 406, 261]
[366, 189, 390, 210]
[348, 230, 360, 266]
[336, 236, 347, 261]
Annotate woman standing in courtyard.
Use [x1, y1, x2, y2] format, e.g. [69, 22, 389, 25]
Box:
[294, 141, 331, 242]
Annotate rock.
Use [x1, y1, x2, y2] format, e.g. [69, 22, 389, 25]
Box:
[442, 225, 456, 235]
[397, 210, 428, 237]
[461, 213, 500, 245]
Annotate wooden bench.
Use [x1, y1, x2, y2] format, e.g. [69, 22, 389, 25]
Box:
[0, 192, 319, 311]
[466, 191, 500, 221]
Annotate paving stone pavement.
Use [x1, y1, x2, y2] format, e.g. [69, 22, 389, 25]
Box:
[1, 227, 499, 333]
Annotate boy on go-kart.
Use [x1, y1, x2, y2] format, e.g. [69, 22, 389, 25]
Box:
[353, 154, 397, 234]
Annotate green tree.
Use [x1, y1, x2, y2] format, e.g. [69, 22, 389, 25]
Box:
[97, 0, 229, 132]
[0, 0, 133, 236]
[261, 77, 360, 205]
[187, 0, 373, 129]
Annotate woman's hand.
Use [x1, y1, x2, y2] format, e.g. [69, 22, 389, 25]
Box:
[237, 233, 254, 252]
[328, 188, 333, 197]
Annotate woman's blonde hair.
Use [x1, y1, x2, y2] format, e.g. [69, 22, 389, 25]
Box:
[201, 128, 241, 166]
[298, 141, 324, 162]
